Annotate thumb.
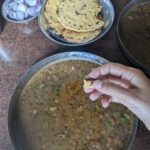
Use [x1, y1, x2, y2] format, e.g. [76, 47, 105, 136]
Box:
[93, 80, 134, 100]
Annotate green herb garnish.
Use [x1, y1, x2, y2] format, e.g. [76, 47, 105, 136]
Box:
[38, 83, 46, 89]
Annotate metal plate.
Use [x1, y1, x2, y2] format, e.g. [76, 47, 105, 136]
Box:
[38, 0, 115, 46]
[8, 52, 138, 150]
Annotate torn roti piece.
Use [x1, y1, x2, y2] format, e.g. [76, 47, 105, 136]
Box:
[83, 79, 94, 88]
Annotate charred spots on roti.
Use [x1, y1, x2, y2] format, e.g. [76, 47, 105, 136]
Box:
[75, 11, 80, 15]
[57, 0, 105, 32]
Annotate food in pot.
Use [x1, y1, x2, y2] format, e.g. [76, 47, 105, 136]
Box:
[17, 60, 134, 150]
[120, 2, 150, 68]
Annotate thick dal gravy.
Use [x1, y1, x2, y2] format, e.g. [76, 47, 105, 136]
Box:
[18, 60, 134, 150]
[120, 2, 150, 68]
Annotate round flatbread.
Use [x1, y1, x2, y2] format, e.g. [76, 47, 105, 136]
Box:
[62, 29, 101, 43]
[57, 0, 104, 32]
[44, 0, 61, 27]
[43, 0, 103, 43]
[47, 21, 101, 43]
[44, 0, 65, 34]
[47, 22, 65, 35]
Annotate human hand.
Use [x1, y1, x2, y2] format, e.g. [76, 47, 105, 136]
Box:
[84, 63, 150, 131]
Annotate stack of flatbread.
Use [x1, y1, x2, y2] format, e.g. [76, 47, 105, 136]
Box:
[44, 0, 104, 43]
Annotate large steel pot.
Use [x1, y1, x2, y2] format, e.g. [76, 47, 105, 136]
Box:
[8, 52, 138, 150]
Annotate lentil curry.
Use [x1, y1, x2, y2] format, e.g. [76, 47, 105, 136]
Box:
[120, 2, 150, 68]
[18, 60, 134, 150]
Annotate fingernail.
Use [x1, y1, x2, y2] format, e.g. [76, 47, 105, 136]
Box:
[93, 80, 103, 89]
[102, 101, 109, 108]
[84, 88, 94, 93]
[89, 94, 97, 101]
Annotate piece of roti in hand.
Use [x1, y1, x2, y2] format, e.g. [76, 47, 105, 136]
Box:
[83, 79, 94, 89]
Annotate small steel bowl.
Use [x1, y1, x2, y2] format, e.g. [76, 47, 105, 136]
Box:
[117, 0, 150, 76]
[38, 0, 115, 46]
[1, 0, 45, 24]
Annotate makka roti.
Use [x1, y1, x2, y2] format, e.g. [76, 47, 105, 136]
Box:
[47, 20, 101, 43]
[43, 0, 104, 43]
[62, 29, 101, 43]
[44, 0, 60, 27]
[57, 0, 104, 32]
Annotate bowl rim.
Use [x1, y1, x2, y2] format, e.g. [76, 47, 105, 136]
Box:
[8, 51, 138, 150]
[38, 0, 115, 46]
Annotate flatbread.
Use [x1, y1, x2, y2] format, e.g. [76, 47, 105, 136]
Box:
[44, 0, 65, 34]
[44, 0, 104, 43]
[47, 22, 65, 35]
[62, 29, 101, 43]
[44, 0, 61, 27]
[57, 0, 104, 32]
[47, 21, 101, 43]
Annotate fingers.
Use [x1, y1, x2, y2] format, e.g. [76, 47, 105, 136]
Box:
[89, 90, 102, 101]
[84, 88, 94, 93]
[86, 80, 137, 109]
[84, 75, 130, 95]
[87, 63, 130, 79]
[88, 92, 112, 108]
[87, 67, 102, 79]
[101, 95, 111, 108]
[87, 62, 145, 87]
[102, 75, 130, 88]
[93, 80, 134, 100]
